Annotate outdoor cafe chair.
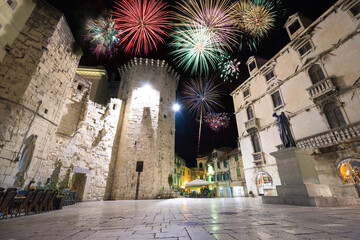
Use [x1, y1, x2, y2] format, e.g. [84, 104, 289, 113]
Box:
[38, 190, 52, 213]
[47, 190, 58, 211]
[0, 191, 17, 219]
[26, 189, 44, 215]
[16, 189, 34, 217]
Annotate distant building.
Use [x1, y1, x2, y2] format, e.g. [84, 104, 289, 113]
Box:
[228, 148, 247, 197]
[231, 0, 360, 197]
[174, 154, 186, 188]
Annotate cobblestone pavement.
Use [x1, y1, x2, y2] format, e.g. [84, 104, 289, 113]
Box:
[0, 197, 359, 240]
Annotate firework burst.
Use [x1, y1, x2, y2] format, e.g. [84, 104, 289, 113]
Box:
[84, 16, 122, 58]
[113, 0, 172, 56]
[182, 77, 223, 152]
[174, 0, 238, 50]
[169, 24, 225, 76]
[219, 55, 241, 82]
[243, 0, 276, 38]
[231, 0, 280, 39]
[204, 112, 230, 132]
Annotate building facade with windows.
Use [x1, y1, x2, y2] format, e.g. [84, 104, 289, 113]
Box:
[228, 149, 248, 197]
[174, 155, 187, 189]
[0, 0, 36, 62]
[210, 148, 231, 197]
[231, 0, 360, 197]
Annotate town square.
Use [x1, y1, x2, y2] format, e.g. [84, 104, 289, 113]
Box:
[0, 0, 359, 239]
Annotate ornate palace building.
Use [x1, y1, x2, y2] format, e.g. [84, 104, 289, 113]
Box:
[231, 0, 360, 198]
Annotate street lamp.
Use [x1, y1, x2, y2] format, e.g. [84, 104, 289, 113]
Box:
[172, 103, 180, 112]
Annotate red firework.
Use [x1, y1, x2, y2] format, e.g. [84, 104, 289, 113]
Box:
[113, 0, 172, 56]
[204, 112, 230, 132]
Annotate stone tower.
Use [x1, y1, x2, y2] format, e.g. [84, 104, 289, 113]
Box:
[109, 58, 179, 199]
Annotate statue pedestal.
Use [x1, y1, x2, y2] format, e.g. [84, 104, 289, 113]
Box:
[262, 148, 357, 207]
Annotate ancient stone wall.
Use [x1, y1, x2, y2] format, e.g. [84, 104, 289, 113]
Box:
[0, 0, 80, 187]
[109, 58, 178, 200]
[46, 74, 122, 200]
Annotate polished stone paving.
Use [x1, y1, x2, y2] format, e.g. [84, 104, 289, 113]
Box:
[0, 197, 359, 240]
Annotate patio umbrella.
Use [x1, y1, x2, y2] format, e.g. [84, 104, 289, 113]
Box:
[13, 134, 37, 187]
[185, 179, 211, 188]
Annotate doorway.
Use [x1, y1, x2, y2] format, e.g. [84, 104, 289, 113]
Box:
[256, 172, 273, 196]
[72, 173, 87, 202]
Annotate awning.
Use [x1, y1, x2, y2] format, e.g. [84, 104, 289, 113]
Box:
[185, 179, 211, 188]
[230, 181, 245, 187]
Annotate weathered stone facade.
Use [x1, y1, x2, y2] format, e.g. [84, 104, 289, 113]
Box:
[0, 0, 80, 187]
[0, 2, 179, 201]
[231, 0, 360, 197]
[108, 58, 179, 200]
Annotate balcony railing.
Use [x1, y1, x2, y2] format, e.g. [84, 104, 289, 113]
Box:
[252, 152, 264, 164]
[245, 118, 259, 132]
[296, 121, 360, 149]
[306, 78, 336, 100]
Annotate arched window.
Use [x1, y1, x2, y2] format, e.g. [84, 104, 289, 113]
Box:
[199, 162, 203, 169]
[251, 134, 261, 153]
[256, 172, 273, 195]
[247, 106, 254, 120]
[324, 103, 346, 128]
[308, 65, 325, 84]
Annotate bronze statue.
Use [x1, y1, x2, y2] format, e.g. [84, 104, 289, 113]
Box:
[272, 112, 296, 148]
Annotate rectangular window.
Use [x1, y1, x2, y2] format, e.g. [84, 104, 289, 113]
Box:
[265, 71, 275, 81]
[271, 91, 283, 108]
[217, 161, 221, 169]
[243, 89, 250, 98]
[237, 168, 241, 177]
[249, 61, 256, 71]
[298, 41, 312, 56]
[350, 3, 360, 17]
[223, 160, 227, 168]
[7, 0, 17, 10]
[288, 20, 301, 35]
[174, 168, 176, 173]
[235, 155, 238, 161]
[223, 173, 228, 181]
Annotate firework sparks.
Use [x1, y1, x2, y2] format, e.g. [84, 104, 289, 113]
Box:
[243, 0, 276, 38]
[174, 0, 238, 50]
[113, 0, 172, 56]
[182, 77, 223, 152]
[169, 24, 225, 76]
[219, 55, 241, 82]
[204, 112, 230, 131]
[84, 16, 122, 58]
[231, 0, 278, 38]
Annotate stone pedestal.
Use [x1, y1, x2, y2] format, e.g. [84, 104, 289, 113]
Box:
[262, 148, 357, 207]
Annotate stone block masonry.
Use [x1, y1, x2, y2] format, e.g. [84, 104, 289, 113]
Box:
[46, 73, 122, 200]
[109, 58, 179, 200]
[0, 0, 80, 187]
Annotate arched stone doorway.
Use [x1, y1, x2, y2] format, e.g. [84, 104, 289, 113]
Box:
[256, 172, 273, 196]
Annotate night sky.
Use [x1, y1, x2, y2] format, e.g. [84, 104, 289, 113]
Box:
[45, 0, 335, 166]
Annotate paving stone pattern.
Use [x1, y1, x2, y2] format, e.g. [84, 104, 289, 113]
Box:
[0, 198, 359, 240]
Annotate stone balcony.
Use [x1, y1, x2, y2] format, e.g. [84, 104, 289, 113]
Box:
[296, 121, 360, 149]
[306, 78, 336, 100]
[252, 152, 264, 164]
[245, 118, 259, 132]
